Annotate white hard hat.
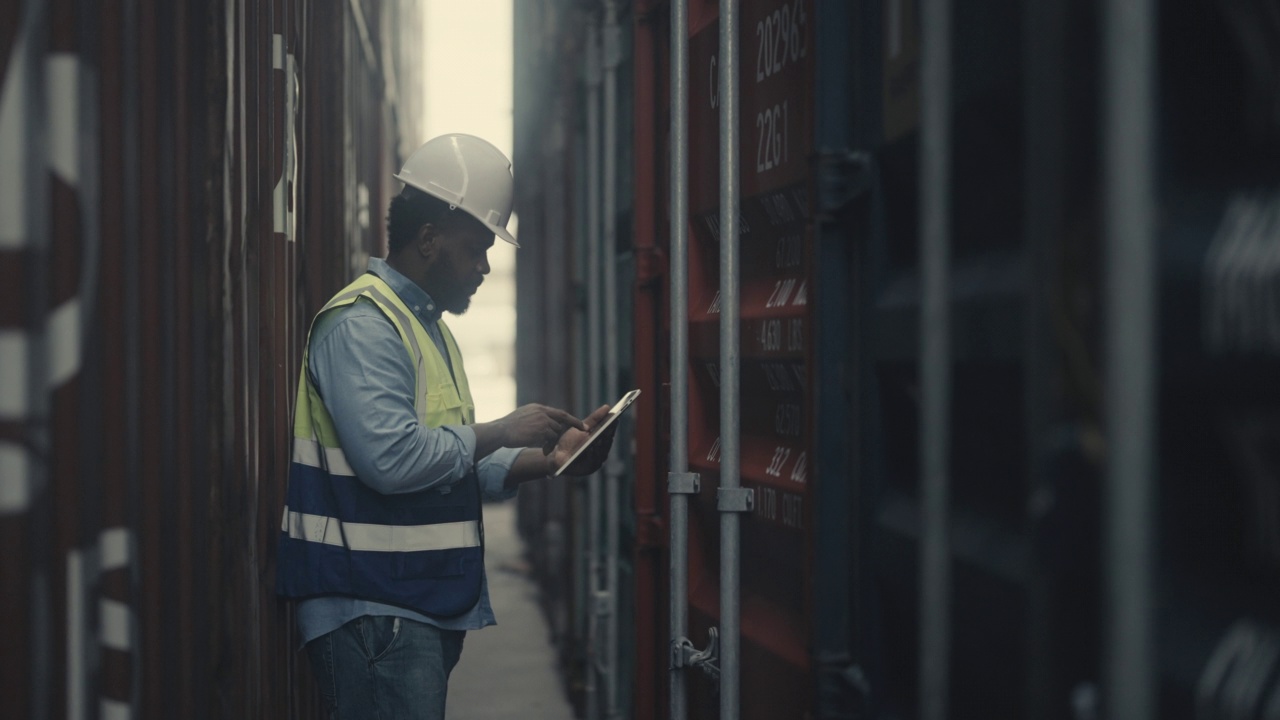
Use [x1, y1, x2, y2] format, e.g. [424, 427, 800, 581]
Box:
[394, 134, 519, 247]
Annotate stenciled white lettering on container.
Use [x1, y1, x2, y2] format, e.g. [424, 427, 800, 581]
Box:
[757, 320, 803, 353]
[1196, 620, 1280, 719]
[758, 485, 778, 521]
[765, 446, 792, 477]
[774, 402, 802, 437]
[755, 0, 808, 83]
[755, 101, 789, 174]
[787, 318, 804, 351]
[703, 211, 752, 242]
[793, 279, 808, 306]
[1203, 191, 1280, 355]
[759, 319, 783, 352]
[766, 278, 798, 308]
[763, 192, 797, 226]
[789, 451, 808, 483]
[775, 234, 803, 269]
[754, 486, 805, 529]
[782, 492, 804, 528]
[762, 362, 794, 392]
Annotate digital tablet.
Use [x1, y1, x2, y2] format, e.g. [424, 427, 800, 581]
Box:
[553, 389, 641, 477]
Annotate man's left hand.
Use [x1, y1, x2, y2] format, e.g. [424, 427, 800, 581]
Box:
[548, 404, 617, 477]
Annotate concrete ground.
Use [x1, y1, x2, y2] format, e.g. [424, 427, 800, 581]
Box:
[446, 501, 576, 720]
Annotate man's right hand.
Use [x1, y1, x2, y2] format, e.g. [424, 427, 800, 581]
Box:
[499, 404, 586, 452]
[473, 404, 586, 460]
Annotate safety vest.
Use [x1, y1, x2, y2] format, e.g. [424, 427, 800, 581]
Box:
[276, 272, 484, 618]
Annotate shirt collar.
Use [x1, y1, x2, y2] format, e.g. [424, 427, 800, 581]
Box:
[367, 257, 444, 325]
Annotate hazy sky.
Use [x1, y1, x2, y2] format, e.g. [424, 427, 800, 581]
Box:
[421, 0, 517, 420]
[422, 0, 514, 158]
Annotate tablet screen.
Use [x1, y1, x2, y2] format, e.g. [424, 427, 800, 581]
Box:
[553, 389, 641, 477]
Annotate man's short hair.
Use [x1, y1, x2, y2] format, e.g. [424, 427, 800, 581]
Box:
[385, 189, 472, 255]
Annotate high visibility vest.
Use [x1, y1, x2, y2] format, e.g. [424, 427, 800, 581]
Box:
[276, 272, 483, 618]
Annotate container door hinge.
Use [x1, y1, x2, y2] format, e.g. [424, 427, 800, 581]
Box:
[717, 487, 755, 513]
[668, 471, 701, 494]
[672, 627, 720, 686]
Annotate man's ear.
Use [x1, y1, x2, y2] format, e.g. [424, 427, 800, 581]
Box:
[416, 223, 437, 259]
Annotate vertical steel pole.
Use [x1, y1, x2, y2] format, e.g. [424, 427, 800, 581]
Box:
[601, 2, 622, 716]
[13, 4, 53, 716]
[1103, 0, 1156, 717]
[718, 0, 742, 718]
[585, 21, 604, 720]
[669, 0, 691, 716]
[919, 0, 953, 719]
[1022, 0, 1066, 715]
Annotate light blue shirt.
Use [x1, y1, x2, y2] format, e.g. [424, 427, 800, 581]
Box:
[296, 257, 520, 645]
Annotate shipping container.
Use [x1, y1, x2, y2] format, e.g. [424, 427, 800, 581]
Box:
[513, 0, 1280, 719]
[0, 1, 427, 716]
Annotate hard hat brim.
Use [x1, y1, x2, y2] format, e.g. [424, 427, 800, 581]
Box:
[493, 226, 520, 248]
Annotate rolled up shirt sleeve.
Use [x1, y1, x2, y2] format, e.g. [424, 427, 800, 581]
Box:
[477, 447, 523, 502]
[308, 305, 479, 495]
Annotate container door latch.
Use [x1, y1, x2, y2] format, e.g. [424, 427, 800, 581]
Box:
[672, 627, 720, 686]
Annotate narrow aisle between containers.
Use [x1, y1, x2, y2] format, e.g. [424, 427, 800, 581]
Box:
[446, 501, 575, 720]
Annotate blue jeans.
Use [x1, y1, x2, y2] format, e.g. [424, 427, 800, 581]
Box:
[305, 616, 466, 720]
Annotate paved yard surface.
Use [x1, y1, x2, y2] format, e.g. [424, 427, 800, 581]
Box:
[446, 501, 575, 720]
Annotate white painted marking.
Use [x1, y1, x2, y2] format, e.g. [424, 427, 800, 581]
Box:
[1204, 193, 1280, 354]
[0, 34, 28, 247]
[0, 441, 29, 513]
[100, 527, 132, 571]
[100, 698, 132, 720]
[99, 598, 132, 651]
[48, 298, 81, 388]
[0, 329, 28, 418]
[46, 54, 79, 186]
[68, 549, 86, 720]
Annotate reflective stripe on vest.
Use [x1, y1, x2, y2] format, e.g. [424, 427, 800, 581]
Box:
[281, 507, 481, 552]
[292, 436, 355, 477]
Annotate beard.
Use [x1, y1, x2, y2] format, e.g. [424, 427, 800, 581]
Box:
[444, 295, 472, 315]
[441, 286, 475, 315]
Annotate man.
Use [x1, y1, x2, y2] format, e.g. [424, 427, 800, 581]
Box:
[277, 133, 615, 719]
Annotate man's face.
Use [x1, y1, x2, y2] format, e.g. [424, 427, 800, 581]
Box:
[423, 220, 494, 315]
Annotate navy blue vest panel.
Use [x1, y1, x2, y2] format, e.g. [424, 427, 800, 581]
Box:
[277, 460, 485, 619]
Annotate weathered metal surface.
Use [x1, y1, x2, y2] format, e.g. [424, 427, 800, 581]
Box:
[0, 1, 423, 717]
[512, 0, 597, 713]
[521, 0, 1280, 718]
[679, 2, 817, 718]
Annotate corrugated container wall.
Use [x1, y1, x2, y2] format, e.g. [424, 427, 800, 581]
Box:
[0, 1, 426, 717]
[512, 0, 1280, 718]
[514, 0, 641, 715]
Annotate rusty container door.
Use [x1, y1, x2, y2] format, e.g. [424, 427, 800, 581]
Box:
[0, 1, 417, 717]
[683, 0, 816, 716]
[630, 3, 667, 719]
